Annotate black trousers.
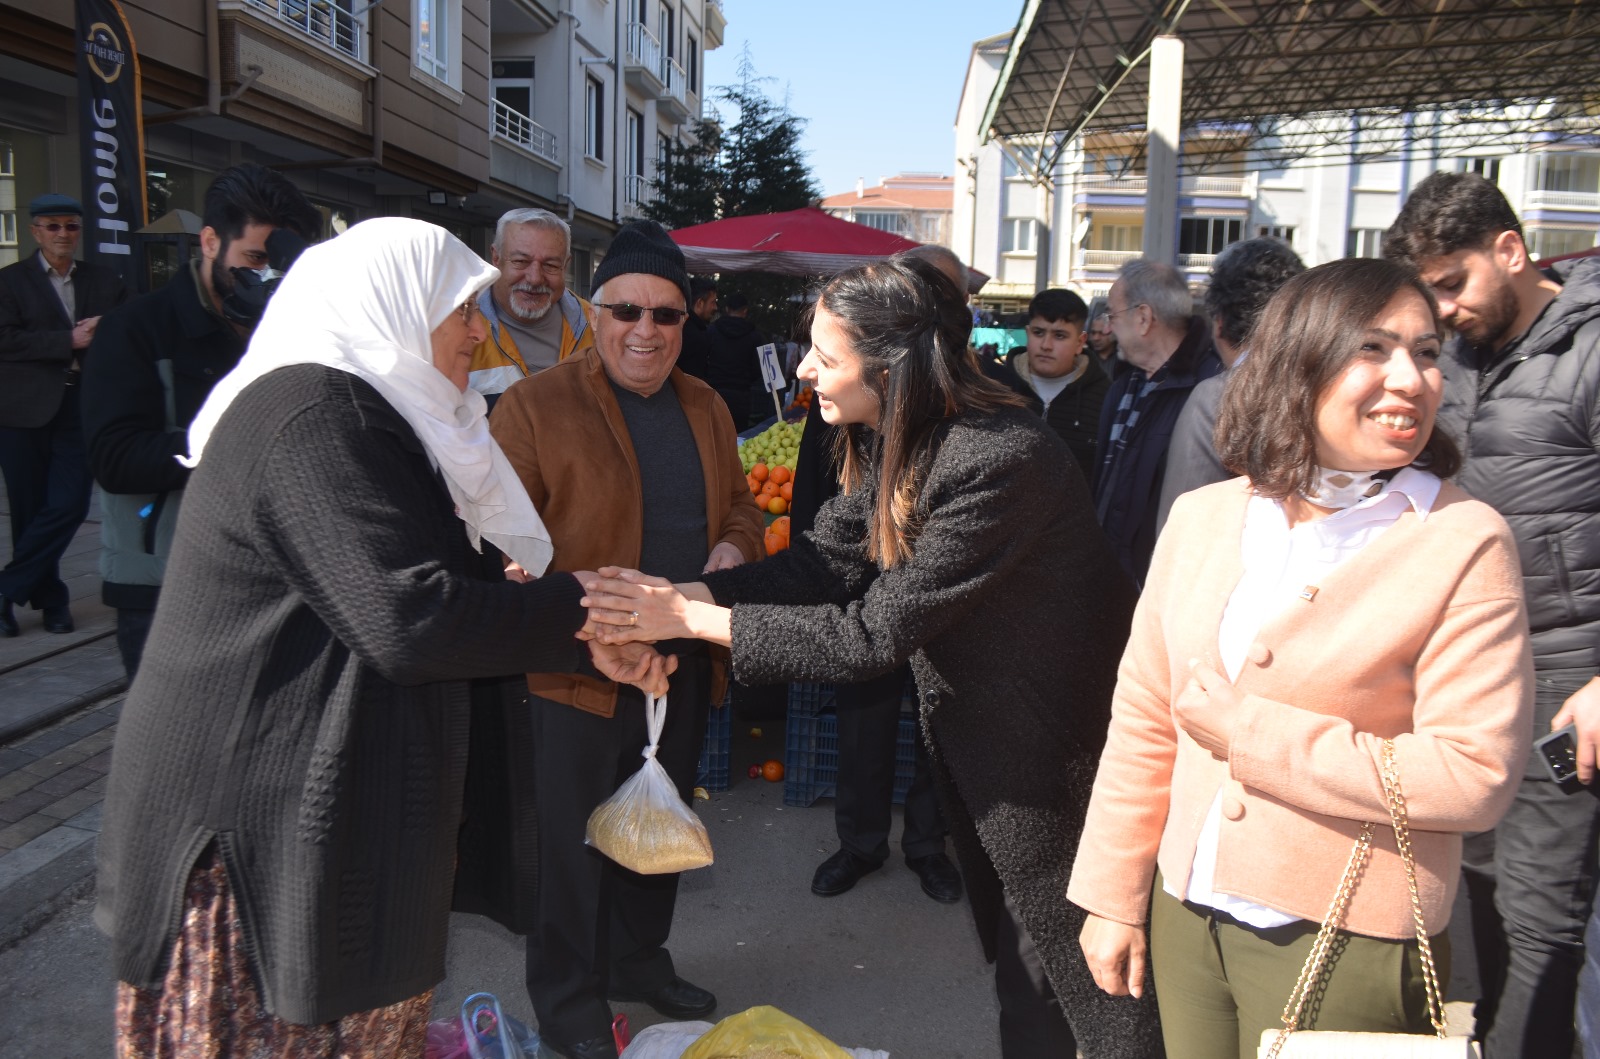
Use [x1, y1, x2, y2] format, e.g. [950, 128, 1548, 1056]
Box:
[833, 665, 945, 864]
[115, 604, 157, 681]
[0, 386, 91, 610]
[1465, 664, 1600, 1058]
[524, 657, 711, 1046]
[995, 889, 1076, 1058]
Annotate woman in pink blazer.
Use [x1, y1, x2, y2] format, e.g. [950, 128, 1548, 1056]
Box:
[1069, 257, 1535, 1059]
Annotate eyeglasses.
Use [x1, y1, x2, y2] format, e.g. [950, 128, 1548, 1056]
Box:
[1103, 302, 1145, 322]
[457, 299, 479, 324]
[34, 222, 81, 233]
[595, 302, 690, 326]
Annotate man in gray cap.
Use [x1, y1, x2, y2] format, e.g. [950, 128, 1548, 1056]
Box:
[476, 220, 764, 1059]
[0, 194, 127, 636]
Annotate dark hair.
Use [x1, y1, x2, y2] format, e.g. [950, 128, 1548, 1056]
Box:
[202, 162, 321, 244]
[690, 275, 718, 301]
[1383, 171, 1523, 265]
[812, 257, 1024, 566]
[1204, 237, 1306, 348]
[1027, 288, 1088, 327]
[722, 291, 749, 312]
[1216, 258, 1461, 499]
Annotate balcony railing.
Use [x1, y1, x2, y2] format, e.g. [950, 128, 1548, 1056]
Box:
[491, 99, 559, 165]
[1181, 175, 1249, 196]
[1179, 253, 1219, 269]
[241, 0, 362, 59]
[1079, 173, 1148, 192]
[1080, 249, 1140, 268]
[626, 21, 662, 79]
[625, 173, 651, 208]
[1525, 188, 1600, 210]
[661, 56, 687, 108]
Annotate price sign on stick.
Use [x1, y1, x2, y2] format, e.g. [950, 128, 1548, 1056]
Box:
[757, 343, 786, 421]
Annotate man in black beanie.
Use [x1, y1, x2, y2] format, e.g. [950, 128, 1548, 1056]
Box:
[480, 220, 764, 1059]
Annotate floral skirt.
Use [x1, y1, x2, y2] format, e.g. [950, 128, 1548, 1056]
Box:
[115, 849, 433, 1059]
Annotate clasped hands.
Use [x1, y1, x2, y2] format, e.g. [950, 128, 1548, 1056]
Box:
[579, 567, 713, 646]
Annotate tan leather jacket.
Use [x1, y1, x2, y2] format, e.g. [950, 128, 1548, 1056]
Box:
[489, 345, 765, 716]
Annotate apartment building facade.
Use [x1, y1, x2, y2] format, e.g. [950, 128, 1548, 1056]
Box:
[819, 172, 953, 248]
[0, 0, 723, 289]
[954, 33, 1600, 310]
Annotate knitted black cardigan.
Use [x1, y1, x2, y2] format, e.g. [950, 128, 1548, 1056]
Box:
[703, 405, 1163, 1057]
[96, 365, 587, 1024]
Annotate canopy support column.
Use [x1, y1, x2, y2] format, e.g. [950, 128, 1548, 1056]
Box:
[1142, 34, 1183, 266]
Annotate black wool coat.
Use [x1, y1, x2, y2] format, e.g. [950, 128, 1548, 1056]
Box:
[702, 405, 1162, 1058]
[0, 251, 127, 428]
[96, 364, 589, 1025]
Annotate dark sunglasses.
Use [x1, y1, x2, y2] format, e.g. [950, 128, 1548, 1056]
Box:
[35, 222, 81, 233]
[596, 302, 689, 326]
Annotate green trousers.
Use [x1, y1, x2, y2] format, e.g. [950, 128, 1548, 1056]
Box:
[1149, 881, 1448, 1059]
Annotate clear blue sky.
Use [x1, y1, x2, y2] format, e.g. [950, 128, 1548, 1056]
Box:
[702, 2, 1022, 198]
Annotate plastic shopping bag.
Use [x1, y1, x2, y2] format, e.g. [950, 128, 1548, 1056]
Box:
[425, 993, 541, 1059]
[680, 1005, 887, 1059]
[586, 692, 714, 874]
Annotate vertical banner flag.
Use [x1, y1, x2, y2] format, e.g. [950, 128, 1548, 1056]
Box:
[75, 0, 147, 284]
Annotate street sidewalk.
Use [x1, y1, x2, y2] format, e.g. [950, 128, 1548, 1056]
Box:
[0, 492, 126, 950]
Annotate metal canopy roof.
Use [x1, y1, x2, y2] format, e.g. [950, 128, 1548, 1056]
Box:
[983, 0, 1600, 179]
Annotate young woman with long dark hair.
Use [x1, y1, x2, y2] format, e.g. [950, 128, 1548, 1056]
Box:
[579, 257, 1161, 1058]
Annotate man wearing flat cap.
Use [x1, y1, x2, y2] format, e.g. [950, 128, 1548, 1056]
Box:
[477, 220, 763, 1059]
[0, 194, 127, 637]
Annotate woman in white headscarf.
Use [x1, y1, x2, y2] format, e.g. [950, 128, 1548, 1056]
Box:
[97, 218, 671, 1057]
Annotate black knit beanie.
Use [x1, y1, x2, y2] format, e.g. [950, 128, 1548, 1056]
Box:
[592, 220, 692, 308]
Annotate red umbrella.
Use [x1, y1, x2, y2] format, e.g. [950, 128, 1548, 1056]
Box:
[669, 208, 988, 292]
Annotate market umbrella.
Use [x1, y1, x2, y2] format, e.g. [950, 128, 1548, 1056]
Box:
[669, 207, 989, 293]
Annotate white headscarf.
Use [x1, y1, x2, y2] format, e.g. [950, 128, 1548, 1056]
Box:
[182, 217, 554, 575]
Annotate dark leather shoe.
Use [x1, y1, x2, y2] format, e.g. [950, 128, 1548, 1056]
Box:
[41, 604, 74, 634]
[0, 598, 16, 638]
[810, 848, 880, 897]
[609, 975, 717, 1020]
[543, 1033, 619, 1059]
[908, 852, 964, 904]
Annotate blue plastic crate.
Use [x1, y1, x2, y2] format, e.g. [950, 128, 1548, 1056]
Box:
[696, 692, 732, 792]
[782, 711, 918, 808]
[787, 676, 919, 719]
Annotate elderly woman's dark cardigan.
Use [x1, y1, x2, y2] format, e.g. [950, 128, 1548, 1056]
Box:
[95, 364, 588, 1025]
[701, 404, 1161, 1056]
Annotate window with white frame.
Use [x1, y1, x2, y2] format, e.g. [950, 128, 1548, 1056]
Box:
[1258, 224, 1295, 246]
[1095, 223, 1141, 252]
[854, 211, 906, 235]
[1178, 216, 1242, 256]
[1002, 217, 1037, 254]
[658, 2, 674, 57]
[585, 77, 605, 161]
[686, 33, 699, 93]
[1538, 154, 1600, 193]
[0, 211, 16, 247]
[626, 108, 644, 180]
[656, 132, 671, 171]
[1461, 157, 1502, 184]
[1347, 228, 1386, 258]
[415, 0, 458, 85]
[1527, 228, 1597, 259]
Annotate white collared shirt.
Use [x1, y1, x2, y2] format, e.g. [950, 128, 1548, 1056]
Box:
[39, 251, 76, 321]
[1165, 466, 1442, 927]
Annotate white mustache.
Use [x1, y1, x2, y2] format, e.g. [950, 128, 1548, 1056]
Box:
[513, 284, 552, 298]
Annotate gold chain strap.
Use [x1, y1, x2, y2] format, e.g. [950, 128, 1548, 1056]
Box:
[1262, 739, 1448, 1059]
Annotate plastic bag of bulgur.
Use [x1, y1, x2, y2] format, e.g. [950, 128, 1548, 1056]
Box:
[585, 692, 713, 874]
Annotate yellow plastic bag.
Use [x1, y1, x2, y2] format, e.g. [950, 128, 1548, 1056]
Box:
[680, 1006, 856, 1059]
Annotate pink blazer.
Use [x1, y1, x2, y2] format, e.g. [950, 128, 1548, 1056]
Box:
[1067, 477, 1534, 939]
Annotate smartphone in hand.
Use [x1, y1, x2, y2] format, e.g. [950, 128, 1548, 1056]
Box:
[1536, 724, 1586, 795]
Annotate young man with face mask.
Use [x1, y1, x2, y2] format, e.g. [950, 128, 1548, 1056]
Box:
[80, 162, 320, 678]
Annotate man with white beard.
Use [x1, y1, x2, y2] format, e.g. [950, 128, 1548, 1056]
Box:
[469, 208, 595, 408]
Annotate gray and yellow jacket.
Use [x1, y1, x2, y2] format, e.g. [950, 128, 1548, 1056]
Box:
[467, 286, 593, 403]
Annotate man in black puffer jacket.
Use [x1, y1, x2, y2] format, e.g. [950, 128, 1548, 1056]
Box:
[1387, 172, 1600, 1059]
[705, 291, 765, 429]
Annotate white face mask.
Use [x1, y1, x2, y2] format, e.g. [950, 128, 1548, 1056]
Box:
[1302, 467, 1384, 509]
